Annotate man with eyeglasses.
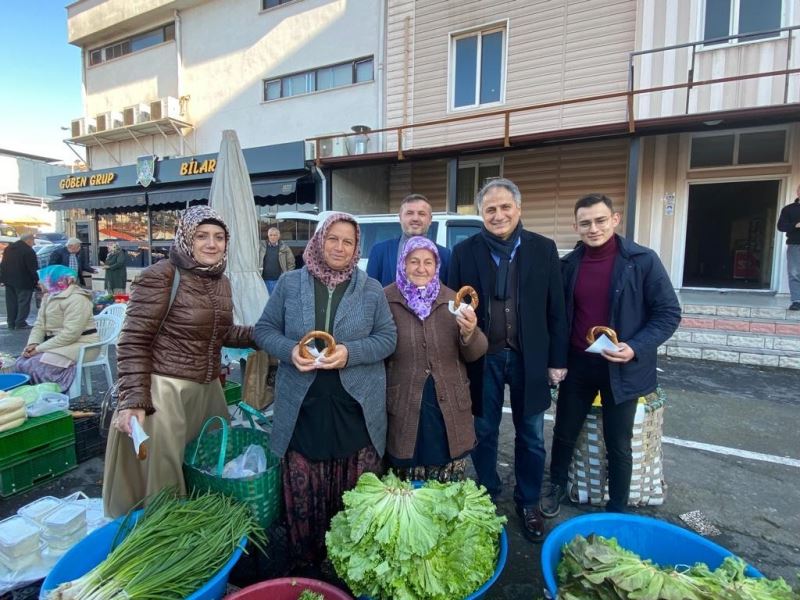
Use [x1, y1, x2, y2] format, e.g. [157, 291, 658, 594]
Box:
[540, 193, 680, 516]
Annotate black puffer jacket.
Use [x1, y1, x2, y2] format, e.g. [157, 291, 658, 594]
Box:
[116, 258, 254, 413]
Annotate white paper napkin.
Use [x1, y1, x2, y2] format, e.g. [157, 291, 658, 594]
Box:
[130, 417, 149, 457]
[585, 334, 622, 354]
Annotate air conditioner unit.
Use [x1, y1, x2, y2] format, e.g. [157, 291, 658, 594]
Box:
[96, 111, 123, 131]
[304, 141, 317, 161]
[70, 117, 96, 138]
[123, 103, 151, 126]
[320, 136, 349, 158]
[149, 96, 181, 120]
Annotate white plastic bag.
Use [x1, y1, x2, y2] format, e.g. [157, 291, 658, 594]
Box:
[221, 444, 267, 479]
[26, 393, 69, 417]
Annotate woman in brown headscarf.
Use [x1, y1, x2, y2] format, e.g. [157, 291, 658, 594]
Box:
[103, 206, 255, 517]
[254, 212, 396, 567]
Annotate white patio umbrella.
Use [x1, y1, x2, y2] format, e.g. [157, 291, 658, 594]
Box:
[209, 130, 271, 408]
[209, 129, 268, 325]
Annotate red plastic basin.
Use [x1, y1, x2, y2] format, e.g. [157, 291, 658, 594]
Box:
[225, 577, 354, 600]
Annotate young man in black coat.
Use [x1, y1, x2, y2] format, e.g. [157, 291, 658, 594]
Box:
[448, 178, 569, 542]
[0, 233, 39, 329]
[540, 193, 681, 517]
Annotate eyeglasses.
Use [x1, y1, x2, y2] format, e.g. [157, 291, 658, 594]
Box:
[576, 216, 611, 231]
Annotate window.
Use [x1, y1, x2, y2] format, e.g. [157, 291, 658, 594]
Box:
[451, 27, 505, 109]
[262, 0, 294, 8]
[703, 0, 783, 45]
[456, 160, 502, 213]
[263, 57, 374, 101]
[89, 23, 175, 66]
[690, 129, 787, 168]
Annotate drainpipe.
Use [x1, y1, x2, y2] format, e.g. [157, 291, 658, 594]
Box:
[313, 165, 329, 211]
[625, 136, 641, 240]
[175, 10, 184, 156]
[376, 0, 387, 139]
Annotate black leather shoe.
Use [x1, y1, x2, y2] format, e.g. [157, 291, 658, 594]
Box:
[516, 506, 545, 543]
[539, 482, 568, 518]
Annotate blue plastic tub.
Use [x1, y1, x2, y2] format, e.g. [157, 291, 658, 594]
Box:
[40, 510, 245, 600]
[0, 373, 30, 391]
[541, 513, 763, 597]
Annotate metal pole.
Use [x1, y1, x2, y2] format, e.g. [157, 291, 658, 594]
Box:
[625, 137, 640, 240]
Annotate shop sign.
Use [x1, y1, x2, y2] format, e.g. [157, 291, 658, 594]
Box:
[179, 159, 216, 176]
[58, 172, 117, 190]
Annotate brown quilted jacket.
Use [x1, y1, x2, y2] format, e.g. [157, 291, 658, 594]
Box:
[384, 283, 488, 460]
[117, 258, 254, 413]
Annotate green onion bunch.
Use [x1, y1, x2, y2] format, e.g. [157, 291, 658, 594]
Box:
[48, 490, 265, 600]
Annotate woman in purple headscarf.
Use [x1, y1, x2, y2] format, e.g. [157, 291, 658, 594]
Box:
[384, 236, 488, 482]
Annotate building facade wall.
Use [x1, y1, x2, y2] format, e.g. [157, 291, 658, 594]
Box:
[74, 0, 382, 172]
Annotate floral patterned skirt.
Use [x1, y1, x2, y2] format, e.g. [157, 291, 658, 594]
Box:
[282, 445, 383, 565]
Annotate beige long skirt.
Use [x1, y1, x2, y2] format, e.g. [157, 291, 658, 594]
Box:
[102, 374, 229, 519]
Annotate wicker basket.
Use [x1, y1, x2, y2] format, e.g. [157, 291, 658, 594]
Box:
[184, 411, 282, 529]
[567, 388, 666, 507]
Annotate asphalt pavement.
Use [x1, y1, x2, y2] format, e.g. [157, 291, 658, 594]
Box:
[1, 286, 798, 599]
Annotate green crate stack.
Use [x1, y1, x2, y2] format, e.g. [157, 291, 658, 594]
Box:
[0, 411, 77, 497]
[223, 381, 243, 406]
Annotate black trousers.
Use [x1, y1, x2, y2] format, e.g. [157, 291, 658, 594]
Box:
[549, 350, 638, 512]
[5, 285, 33, 328]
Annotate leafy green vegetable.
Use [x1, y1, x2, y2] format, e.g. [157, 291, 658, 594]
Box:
[325, 472, 506, 600]
[556, 534, 798, 600]
[298, 590, 325, 600]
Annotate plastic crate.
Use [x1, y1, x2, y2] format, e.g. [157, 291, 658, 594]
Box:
[0, 441, 77, 497]
[74, 415, 106, 463]
[0, 410, 75, 469]
[224, 381, 243, 406]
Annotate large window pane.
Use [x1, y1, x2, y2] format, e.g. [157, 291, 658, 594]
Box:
[738, 130, 786, 164]
[265, 80, 281, 100]
[285, 73, 312, 97]
[738, 0, 781, 41]
[97, 211, 149, 267]
[332, 63, 352, 87]
[704, 0, 731, 43]
[478, 164, 501, 188]
[457, 167, 477, 207]
[317, 67, 334, 90]
[355, 59, 374, 83]
[480, 31, 503, 104]
[690, 134, 735, 167]
[130, 29, 163, 52]
[454, 35, 478, 107]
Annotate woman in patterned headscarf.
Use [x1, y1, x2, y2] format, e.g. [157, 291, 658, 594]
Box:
[254, 212, 396, 568]
[383, 236, 488, 482]
[103, 206, 255, 517]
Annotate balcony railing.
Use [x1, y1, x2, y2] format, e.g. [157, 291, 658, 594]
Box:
[308, 25, 800, 164]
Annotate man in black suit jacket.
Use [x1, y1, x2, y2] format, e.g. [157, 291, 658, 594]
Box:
[448, 178, 569, 543]
[0, 233, 38, 329]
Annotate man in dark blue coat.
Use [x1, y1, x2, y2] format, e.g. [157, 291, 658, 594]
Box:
[367, 194, 450, 286]
[49, 238, 94, 287]
[448, 178, 568, 543]
[540, 193, 681, 517]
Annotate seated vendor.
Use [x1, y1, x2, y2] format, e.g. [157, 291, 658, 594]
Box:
[15, 265, 100, 392]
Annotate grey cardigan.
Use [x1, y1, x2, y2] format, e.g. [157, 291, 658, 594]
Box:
[254, 267, 397, 458]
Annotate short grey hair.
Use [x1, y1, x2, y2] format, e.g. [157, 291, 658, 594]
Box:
[476, 178, 522, 211]
[67, 237, 82, 246]
[267, 227, 280, 235]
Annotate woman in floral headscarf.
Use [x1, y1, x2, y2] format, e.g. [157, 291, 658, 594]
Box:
[254, 212, 396, 568]
[15, 265, 100, 391]
[384, 236, 488, 482]
[103, 206, 255, 518]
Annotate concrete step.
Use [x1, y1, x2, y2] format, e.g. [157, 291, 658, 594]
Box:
[660, 339, 800, 369]
[681, 303, 800, 322]
[670, 328, 800, 352]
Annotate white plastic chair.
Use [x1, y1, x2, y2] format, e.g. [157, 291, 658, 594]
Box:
[98, 303, 127, 321]
[68, 314, 124, 399]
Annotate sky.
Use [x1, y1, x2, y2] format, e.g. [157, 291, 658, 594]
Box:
[0, 2, 83, 163]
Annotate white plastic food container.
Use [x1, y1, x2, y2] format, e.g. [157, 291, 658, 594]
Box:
[0, 541, 44, 571]
[0, 516, 40, 558]
[42, 522, 88, 553]
[42, 503, 87, 537]
[17, 496, 63, 524]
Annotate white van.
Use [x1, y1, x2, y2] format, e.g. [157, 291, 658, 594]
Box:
[265, 211, 483, 270]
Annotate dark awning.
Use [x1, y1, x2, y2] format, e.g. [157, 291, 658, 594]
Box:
[47, 191, 147, 212]
[147, 186, 211, 206]
[252, 174, 312, 206]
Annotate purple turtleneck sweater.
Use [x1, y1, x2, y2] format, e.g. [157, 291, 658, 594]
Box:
[570, 235, 618, 350]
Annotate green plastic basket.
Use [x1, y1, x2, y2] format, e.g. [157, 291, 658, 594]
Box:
[183, 407, 281, 529]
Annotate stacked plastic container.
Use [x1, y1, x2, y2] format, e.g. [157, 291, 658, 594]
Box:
[41, 503, 87, 557]
[0, 515, 43, 572]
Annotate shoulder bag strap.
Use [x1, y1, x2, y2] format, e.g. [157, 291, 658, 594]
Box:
[155, 267, 181, 338]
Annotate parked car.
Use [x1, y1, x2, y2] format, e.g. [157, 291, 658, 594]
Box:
[35, 232, 68, 245]
[35, 242, 66, 270]
[265, 211, 483, 271]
